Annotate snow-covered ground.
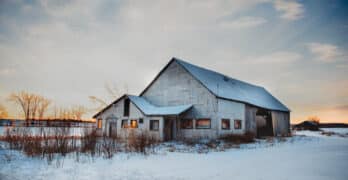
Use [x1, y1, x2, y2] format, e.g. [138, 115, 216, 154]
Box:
[1, 129, 347, 180]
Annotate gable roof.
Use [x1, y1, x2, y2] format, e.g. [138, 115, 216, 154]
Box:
[141, 57, 290, 112]
[93, 94, 192, 118]
[93, 94, 127, 118]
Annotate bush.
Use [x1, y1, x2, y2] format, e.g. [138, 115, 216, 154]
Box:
[219, 132, 255, 144]
[126, 130, 158, 154]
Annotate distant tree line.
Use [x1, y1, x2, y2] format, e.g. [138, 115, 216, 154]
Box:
[6, 91, 87, 121]
[1, 82, 128, 121]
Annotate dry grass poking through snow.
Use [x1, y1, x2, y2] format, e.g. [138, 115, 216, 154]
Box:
[0, 127, 160, 165]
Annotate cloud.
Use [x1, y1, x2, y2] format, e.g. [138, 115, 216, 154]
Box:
[247, 51, 302, 64]
[0, 0, 270, 113]
[219, 16, 267, 29]
[334, 105, 348, 111]
[307, 43, 343, 62]
[0, 68, 15, 75]
[273, 0, 304, 20]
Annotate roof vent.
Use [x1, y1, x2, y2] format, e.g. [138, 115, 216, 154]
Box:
[223, 76, 229, 82]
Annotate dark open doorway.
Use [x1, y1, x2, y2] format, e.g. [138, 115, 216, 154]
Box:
[256, 108, 273, 137]
[164, 117, 176, 141]
[108, 122, 117, 138]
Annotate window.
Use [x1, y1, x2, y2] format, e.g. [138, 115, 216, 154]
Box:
[234, 119, 242, 129]
[150, 120, 159, 131]
[221, 119, 230, 130]
[196, 119, 211, 129]
[124, 98, 130, 116]
[121, 119, 128, 128]
[139, 118, 144, 124]
[97, 119, 102, 129]
[130, 119, 138, 128]
[181, 119, 193, 129]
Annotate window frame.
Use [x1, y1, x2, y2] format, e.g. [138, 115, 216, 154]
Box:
[121, 119, 128, 128]
[139, 118, 144, 124]
[149, 120, 159, 131]
[180, 119, 193, 129]
[221, 119, 230, 130]
[130, 119, 138, 128]
[195, 119, 211, 129]
[97, 119, 102, 129]
[234, 119, 242, 129]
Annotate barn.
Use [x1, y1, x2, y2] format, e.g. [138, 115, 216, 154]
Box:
[93, 57, 290, 140]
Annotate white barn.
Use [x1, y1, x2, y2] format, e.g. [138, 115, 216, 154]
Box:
[93, 58, 290, 141]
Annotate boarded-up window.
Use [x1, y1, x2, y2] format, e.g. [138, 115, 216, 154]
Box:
[196, 119, 211, 129]
[130, 119, 138, 128]
[221, 119, 230, 130]
[121, 119, 128, 128]
[97, 119, 102, 129]
[234, 119, 242, 129]
[150, 120, 159, 131]
[181, 119, 193, 129]
[124, 99, 130, 116]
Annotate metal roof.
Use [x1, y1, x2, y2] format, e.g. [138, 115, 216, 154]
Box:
[174, 58, 290, 112]
[128, 95, 192, 116]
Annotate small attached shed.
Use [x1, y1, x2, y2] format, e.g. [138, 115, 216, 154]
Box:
[93, 95, 192, 141]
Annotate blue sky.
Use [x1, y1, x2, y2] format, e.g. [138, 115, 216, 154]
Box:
[0, 0, 347, 122]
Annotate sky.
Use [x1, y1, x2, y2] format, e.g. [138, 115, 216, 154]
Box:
[0, 0, 347, 123]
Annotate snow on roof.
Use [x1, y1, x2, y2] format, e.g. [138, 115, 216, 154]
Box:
[128, 95, 192, 116]
[174, 58, 290, 112]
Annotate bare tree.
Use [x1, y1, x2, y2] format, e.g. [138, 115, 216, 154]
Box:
[71, 105, 87, 120]
[8, 91, 51, 120]
[307, 116, 320, 124]
[54, 105, 87, 120]
[88, 96, 107, 109]
[37, 98, 51, 119]
[89, 82, 128, 111]
[8, 91, 35, 120]
[30, 95, 41, 119]
[0, 103, 8, 119]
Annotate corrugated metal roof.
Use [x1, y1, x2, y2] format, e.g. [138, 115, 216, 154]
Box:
[128, 95, 192, 115]
[174, 58, 290, 112]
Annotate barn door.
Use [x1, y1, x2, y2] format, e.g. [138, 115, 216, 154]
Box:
[164, 119, 172, 141]
[108, 122, 117, 138]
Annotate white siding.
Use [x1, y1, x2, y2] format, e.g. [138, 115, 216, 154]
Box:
[95, 97, 164, 140]
[143, 61, 219, 139]
[142, 61, 249, 139]
[217, 98, 246, 135]
[142, 61, 218, 118]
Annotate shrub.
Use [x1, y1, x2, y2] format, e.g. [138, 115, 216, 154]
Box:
[219, 132, 255, 144]
[126, 130, 158, 154]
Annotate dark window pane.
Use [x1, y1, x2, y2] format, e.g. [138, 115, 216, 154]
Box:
[221, 119, 230, 130]
[124, 99, 130, 116]
[139, 118, 144, 124]
[150, 120, 159, 131]
[181, 119, 193, 129]
[234, 119, 242, 129]
[121, 119, 128, 128]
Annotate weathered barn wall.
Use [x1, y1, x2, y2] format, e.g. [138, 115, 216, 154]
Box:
[245, 105, 258, 135]
[217, 98, 245, 136]
[142, 61, 217, 117]
[142, 61, 219, 139]
[95, 97, 164, 140]
[271, 111, 290, 136]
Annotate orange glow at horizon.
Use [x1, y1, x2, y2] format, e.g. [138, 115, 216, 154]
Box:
[291, 109, 348, 124]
